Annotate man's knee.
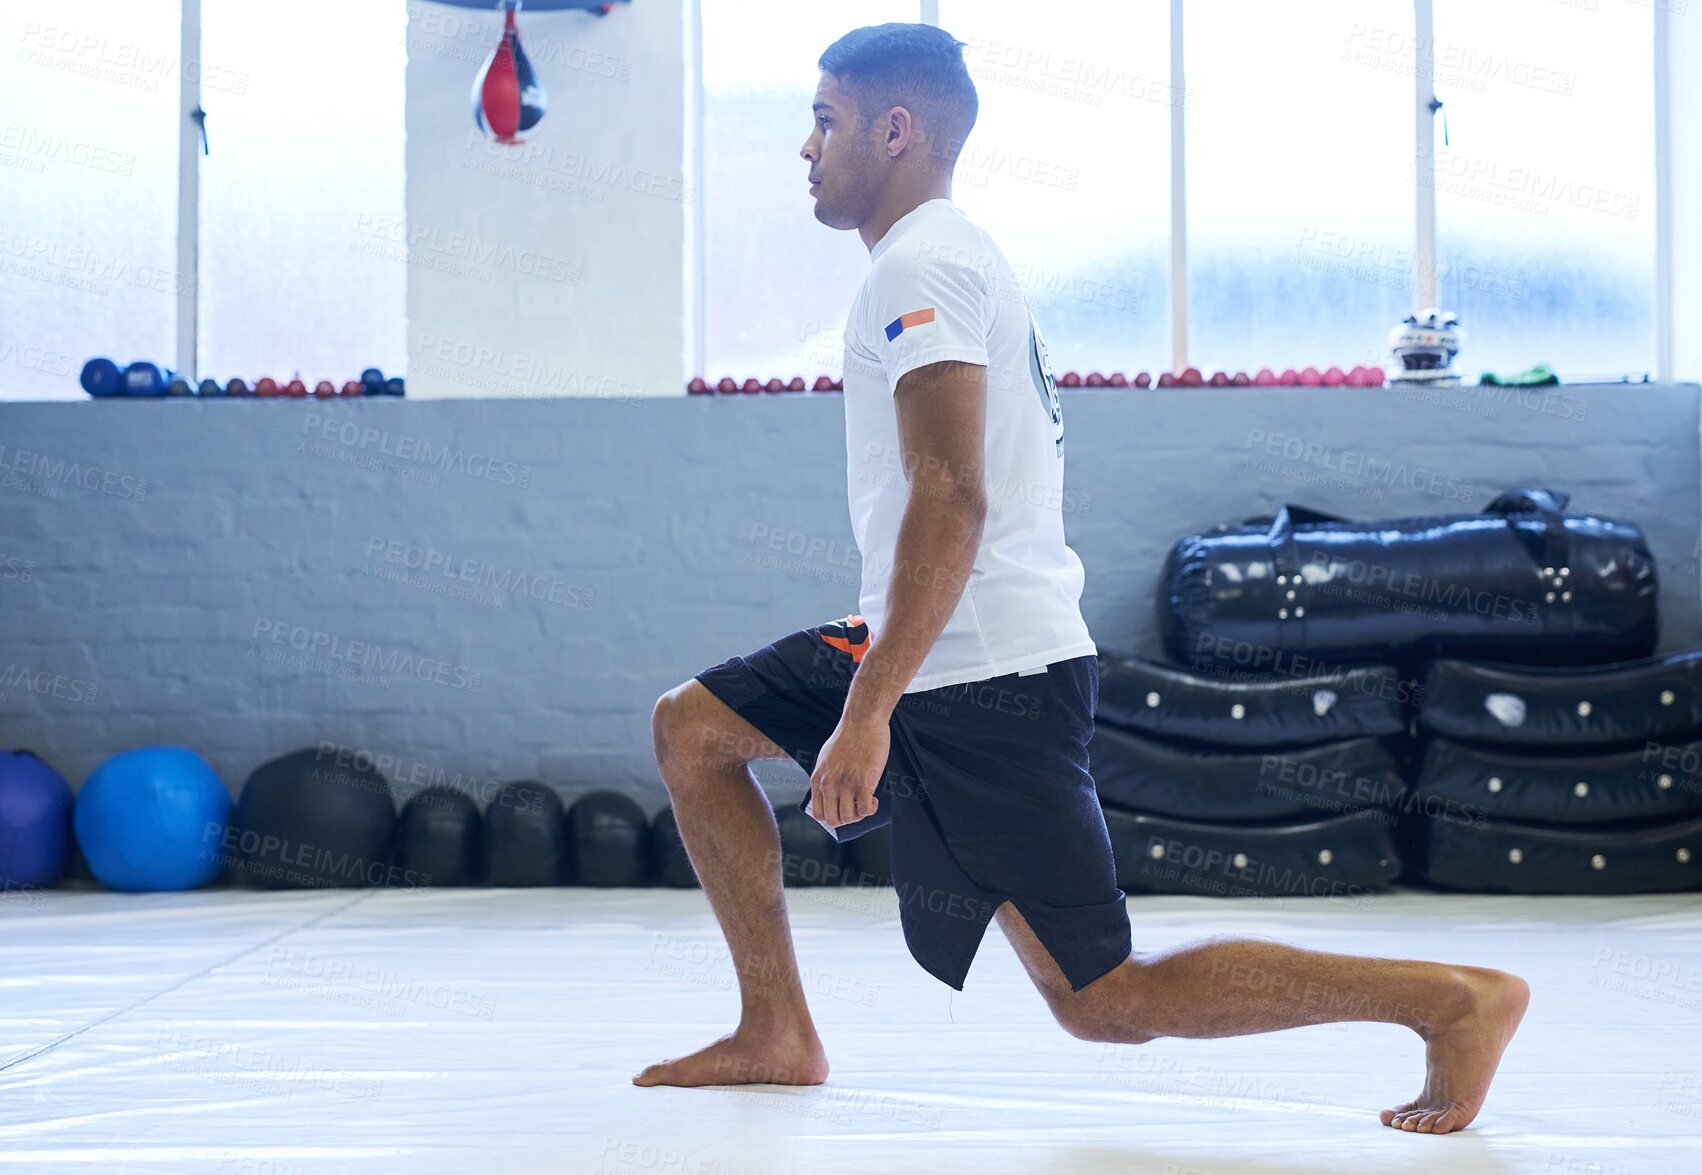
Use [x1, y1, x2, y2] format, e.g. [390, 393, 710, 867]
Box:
[652, 682, 704, 770]
[652, 681, 765, 778]
[1047, 965, 1156, 1044]
[1055, 1004, 1157, 1045]
[1051, 1002, 1131, 1043]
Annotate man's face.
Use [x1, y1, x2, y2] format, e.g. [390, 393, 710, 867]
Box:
[801, 72, 885, 230]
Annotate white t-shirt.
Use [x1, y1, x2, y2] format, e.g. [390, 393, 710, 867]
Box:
[842, 197, 1097, 693]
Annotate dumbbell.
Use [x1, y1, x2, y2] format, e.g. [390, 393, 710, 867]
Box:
[122, 361, 168, 397]
[80, 357, 123, 397]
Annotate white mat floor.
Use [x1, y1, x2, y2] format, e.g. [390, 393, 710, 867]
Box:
[1, 884, 1698, 1174]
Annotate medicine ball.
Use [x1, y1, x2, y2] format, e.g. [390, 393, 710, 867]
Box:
[0, 750, 74, 890]
[774, 804, 842, 887]
[392, 786, 483, 887]
[484, 781, 567, 886]
[74, 746, 231, 892]
[650, 806, 698, 888]
[236, 747, 397, 889]
[567, 790, 649, 886]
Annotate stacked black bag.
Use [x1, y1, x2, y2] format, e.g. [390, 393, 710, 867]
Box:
[1126, 485, 1701, 894]
[1159, 488, 1657, 670]
[1092, 651, 1409, 899]
[1409, 653, 1702, 893]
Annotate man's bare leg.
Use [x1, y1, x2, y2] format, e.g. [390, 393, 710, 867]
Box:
[632, 681, 829, 1088]
[995, 904, 1528, 1134]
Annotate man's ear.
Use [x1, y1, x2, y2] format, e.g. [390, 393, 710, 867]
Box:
[886, 107, 913, 156]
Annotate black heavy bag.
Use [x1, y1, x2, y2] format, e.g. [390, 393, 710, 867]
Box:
[1159, 488, 1657, 670]
[1096, 649, 1408, 748]
[567, 790, 649, 886]
[1418, 651, 1702, 749]
[1092, 727, 1408, 822]
[392, 786, 483, 886]
[1415, 737, 1702, 826]
[1417, 812, 1702, 894]
[237, 748, 398, 889]
[484, 781, 568, 886]
[1103, 807, 1402, 898]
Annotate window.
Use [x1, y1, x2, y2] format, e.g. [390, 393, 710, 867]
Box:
[700, 1, 919, 385]
[0, 0, 405, 401]
[0, 2, 1678, 398]
[0, 1, 183, 400]
[1186, 0, 1413, 376]
[938, 0, 1171, 376]
[198, 0, 408, 385]
[1431, 0, 1655, 379]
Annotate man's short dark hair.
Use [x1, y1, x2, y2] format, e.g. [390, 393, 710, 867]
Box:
[818, 24, 978, 163]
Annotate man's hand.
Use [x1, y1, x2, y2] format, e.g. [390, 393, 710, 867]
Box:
[809, 714, 890, 828]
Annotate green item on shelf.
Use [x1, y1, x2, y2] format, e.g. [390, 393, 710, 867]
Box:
[1479, 364, 1559, 387]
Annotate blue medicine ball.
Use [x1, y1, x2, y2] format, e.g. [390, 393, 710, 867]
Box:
[75, 746, 232, 892]
[0, 750, 74, 890]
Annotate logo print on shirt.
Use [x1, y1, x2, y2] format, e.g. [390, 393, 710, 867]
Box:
[885, 307, 936, 341]
[1028, 316, 1064, 456]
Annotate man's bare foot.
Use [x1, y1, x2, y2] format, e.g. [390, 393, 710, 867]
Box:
[1381, 966, 1530, 1134]
[632, 1026, 829, 1088]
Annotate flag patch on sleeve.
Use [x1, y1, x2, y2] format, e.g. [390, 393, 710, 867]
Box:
[884, 307, 936, 341]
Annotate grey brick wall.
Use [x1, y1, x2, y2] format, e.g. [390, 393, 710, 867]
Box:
[1, 382, 1697, 812]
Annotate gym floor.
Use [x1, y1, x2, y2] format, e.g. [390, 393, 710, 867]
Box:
[2, 886, 1698, 1174]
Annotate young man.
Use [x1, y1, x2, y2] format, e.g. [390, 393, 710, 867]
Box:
[639, 24, 1528, 1134]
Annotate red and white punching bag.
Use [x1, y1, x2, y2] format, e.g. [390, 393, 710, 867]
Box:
[472, 1, 546, 144]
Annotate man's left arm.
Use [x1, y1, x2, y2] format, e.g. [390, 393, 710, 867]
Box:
[809, 358, 988, 828]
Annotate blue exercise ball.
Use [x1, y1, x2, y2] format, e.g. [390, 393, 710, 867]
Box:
[74, 746, 231, 892]
[0, 750, 74, 890]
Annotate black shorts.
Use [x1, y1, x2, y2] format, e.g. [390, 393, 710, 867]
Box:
[693, 615, 1132, 992]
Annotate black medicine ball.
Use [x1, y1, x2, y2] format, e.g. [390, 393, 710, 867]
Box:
[484, 780, 567, 886]
[236, 747, 397, 889]
[393, 786, 483, 887]
[567, 790, 649, 886]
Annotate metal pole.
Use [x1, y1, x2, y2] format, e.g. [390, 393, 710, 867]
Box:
[1169, 0, 1187, 373]
[688, 0, 707, 385]
[1654, 1, 1674, 384]
[1413, 0, 1438, 312]
[176, 0, 202, 382]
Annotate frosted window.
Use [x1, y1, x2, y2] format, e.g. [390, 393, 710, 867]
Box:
[938, 0, 1170, 377]
[198, 0, 407, 386]
[701, 1, 920, 384]
[0, 1, 182, 400]
[1187, 0, 1412, 375]
[1432, 0, 1654, 380]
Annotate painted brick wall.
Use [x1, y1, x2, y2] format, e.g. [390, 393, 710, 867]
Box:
[1, 383, 1697, 811]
